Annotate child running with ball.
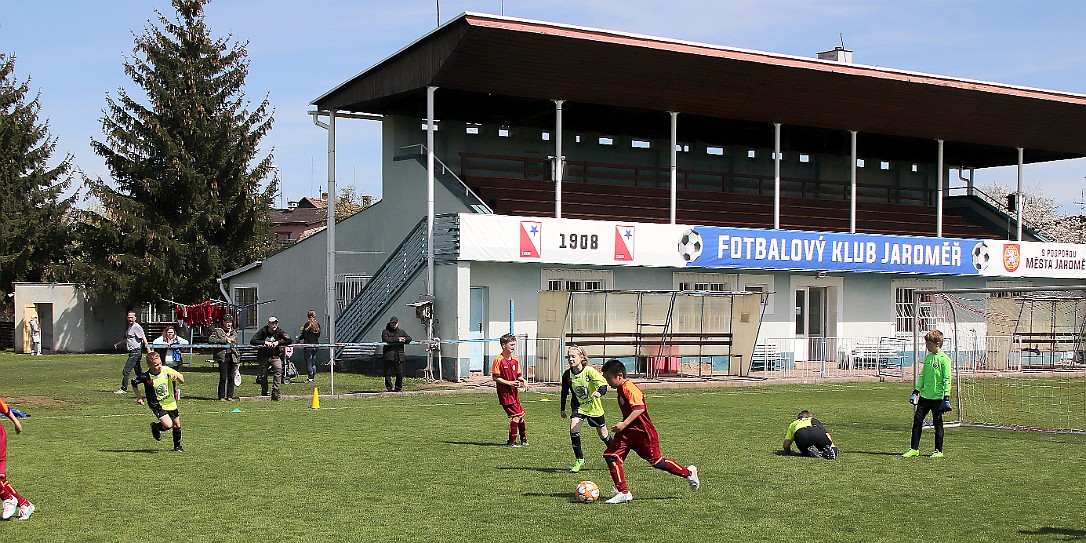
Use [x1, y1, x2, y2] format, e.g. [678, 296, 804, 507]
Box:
[601, 359, 700, 504]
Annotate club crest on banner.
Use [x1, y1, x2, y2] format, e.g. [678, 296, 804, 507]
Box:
[520, 221, 541, 258]
[1003, 243, 1021, 272]
[614, 225, 635, 261]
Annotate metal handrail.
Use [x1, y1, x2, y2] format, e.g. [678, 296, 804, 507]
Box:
[948, 184, 1048, 235]
[399, 144, 494, 214]
[334, 214, 461, 343]
[335, 219, 428, 343]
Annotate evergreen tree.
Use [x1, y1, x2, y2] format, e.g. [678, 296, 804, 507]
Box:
[0, 53, 77, 309]
[79, 0, 276, 304]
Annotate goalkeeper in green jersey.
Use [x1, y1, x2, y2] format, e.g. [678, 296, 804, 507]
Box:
[903, 330, 953, 459]
[560, 345, 612, 473]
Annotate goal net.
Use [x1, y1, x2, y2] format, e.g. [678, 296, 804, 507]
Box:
[921, 285, 1086, 433]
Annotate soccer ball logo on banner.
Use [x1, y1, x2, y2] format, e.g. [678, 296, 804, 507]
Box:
[677, 229, 703, 263]
[970, 241, 990, 271]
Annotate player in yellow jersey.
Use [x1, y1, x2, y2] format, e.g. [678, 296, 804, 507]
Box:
[132, 352, 187, 452]
[560, 345, 612, 472]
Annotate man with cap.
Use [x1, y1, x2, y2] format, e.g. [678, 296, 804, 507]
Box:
[381, 316, 412, 392]
[250, 316, 292, 400]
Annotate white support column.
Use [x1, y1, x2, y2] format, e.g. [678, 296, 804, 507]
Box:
[554, 100, 564, 218]
[427, 86, 438, 380]
[426, 87, 437, 297]
[774, 123, 781, 230]
[670, 111, 679, 224]
[850, 130, 858, 233]
[326, 111, 337, 394]
[1017, 147, 1024, 241]
[936, 139, 944, 238]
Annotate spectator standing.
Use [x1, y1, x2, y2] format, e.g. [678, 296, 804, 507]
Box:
[209, 315, 241, 401]
[298, 310, 321, 383]
[112, 311, 151, 395]
[250, 316, 291, 401]
[151, 325, 189, 369]
[27, 316, 41, 356]
[381, 317, 412, 392]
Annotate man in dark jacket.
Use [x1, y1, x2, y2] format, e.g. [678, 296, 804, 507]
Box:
[250, 316, 292, 400]
[381, 316, 412, 392]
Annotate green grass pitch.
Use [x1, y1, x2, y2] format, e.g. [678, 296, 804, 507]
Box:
[0, 352, 1083, 542]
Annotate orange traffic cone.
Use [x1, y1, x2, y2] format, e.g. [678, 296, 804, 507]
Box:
[311, 387, 321, 409]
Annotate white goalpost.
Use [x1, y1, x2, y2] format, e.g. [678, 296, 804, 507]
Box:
[918, 285, 1086, 434]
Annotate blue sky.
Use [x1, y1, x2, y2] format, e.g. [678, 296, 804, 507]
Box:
[4, 0, 1086, 212]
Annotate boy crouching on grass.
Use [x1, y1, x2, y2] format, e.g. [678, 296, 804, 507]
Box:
[492, 333, 528, 447]
[133, 352, 187, 452]
[601, 359, 699, 504]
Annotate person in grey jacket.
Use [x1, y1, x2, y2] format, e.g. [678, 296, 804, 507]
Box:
[113, 311, 151, 394]
[381, 317, 412, 392]
[208, 314, 241, 401]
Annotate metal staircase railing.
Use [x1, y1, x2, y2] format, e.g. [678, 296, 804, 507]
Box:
[948, 185, 1049, 240]
[335, 218, 427, 343]
[398, 144, 493, 214]
[334, 214, 462, 343]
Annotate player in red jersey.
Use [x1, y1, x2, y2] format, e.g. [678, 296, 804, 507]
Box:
[600, 359, 700, 504]
[1, 395, 35, 520]
[492, 333, 528, 447]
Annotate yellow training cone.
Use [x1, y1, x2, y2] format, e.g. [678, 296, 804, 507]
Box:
[311, 387, 321, 409]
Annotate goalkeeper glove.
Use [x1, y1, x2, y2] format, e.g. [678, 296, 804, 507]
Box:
[941, 397, 952, 413]
[909, 390, 919, 405]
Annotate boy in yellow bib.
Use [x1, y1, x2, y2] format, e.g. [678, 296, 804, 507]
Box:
[560, 345, 612, 472]
[133, 352, 187, 452]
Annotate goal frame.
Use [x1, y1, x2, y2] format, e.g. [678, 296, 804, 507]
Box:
[915, 284, 1086, 433]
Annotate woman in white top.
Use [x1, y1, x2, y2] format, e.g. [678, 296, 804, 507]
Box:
[151, 325, 189, 369]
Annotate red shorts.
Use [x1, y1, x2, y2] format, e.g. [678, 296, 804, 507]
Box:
[501, 401, 525, 418]
[603, 426, 662, 465]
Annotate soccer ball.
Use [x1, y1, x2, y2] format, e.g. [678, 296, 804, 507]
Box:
[574, 480, 600, 503]
[677, 229, 703, 262]
[971, 242, 990, 271]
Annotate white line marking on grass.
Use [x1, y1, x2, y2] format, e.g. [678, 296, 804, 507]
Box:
[46, 399, 492, 420]
[42, 382, 890, 420]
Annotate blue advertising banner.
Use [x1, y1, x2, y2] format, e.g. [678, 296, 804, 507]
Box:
[685, 226, 982, 275]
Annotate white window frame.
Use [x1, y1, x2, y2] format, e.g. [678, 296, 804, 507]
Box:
[890, 278, 943, 336]
[541, 269, 613, 291]
[673, 272, 736, 293]
[233, 285, 259, 328]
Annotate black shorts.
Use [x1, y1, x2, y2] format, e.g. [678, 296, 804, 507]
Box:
[150, 404, 180, 420]
[794, 427, 832, 451]
[571, 413, 607, 428]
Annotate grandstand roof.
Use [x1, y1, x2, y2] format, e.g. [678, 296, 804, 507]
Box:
[313, 12, 1086, 168]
